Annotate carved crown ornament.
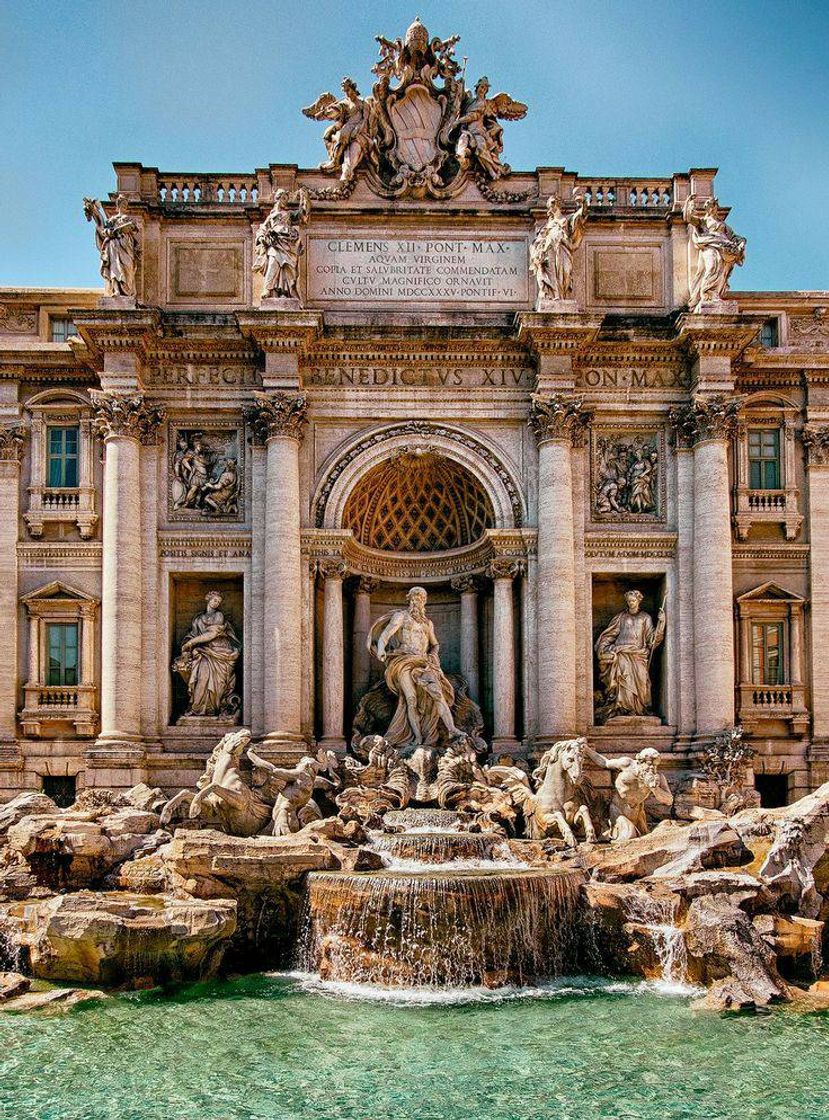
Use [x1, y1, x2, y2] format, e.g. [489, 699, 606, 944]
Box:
[89, 390, 166, 445]
[0, 424, 28, 462]
[302, 16, 531, 202]
[243, 391, 308, 443]
[801, 424, 829, 467]
[667, 394, 744, 448]
[529, 393, 592, 446]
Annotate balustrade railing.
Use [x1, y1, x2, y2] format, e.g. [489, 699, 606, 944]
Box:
[156, 176, 259, 205]
[37, 686, 80, 709]
[577, 180, 673, 209]
[42, 489, 80, 511]
[747, 491, 787, 511]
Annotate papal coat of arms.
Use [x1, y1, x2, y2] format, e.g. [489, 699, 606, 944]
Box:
[302, 17, 527, 199]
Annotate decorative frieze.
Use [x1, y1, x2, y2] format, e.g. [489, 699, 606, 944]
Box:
[0, 305, 37, 334]
[668, 394, 743, 447]
[243, 391, 308, 443]
[90, 390, 166, 444]
[0, 425, 27, 461]
[789, 309, 829, 352]
[591, 428, 665, 523]
[529, 393, 591, 446]
[802, 424, 829, 467]
[158, 534, 251, 560]
[584, 533, 677, 560]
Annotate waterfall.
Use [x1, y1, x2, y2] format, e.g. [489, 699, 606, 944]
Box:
[368, 831, 520, 869]
[625, 892, 690, 989]
[298, 867, 585, 988]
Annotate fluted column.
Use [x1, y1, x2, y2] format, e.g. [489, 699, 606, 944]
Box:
[530, 395, 590, 743]
[488, 560, 521, 753]
[804, 426, 829, 739]
[245, 391, 308, 752]
[352, 576, 378, 706]
[0, 426, 26, 745]
[319, 558, 346, 752]
[91, 391, 165, 758]
[671, 395, 741, 737]
[451, 576, 479, 701]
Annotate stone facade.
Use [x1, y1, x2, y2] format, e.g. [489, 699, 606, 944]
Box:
[1, 23, 827, 807]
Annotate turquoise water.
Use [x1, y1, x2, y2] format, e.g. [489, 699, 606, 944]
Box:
[1, 973, 828, 1120]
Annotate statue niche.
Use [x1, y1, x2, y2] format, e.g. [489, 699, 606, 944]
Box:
[172, 586, 242, 725]
[593, 582, 666, 726]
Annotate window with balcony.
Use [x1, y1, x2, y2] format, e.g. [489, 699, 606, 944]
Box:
[20, 582, 98, 738]
[734, 396, 802, 541]
[49, 317, 78, 344]
[23, 390, 97, 539]
[736, 583, 808, 737]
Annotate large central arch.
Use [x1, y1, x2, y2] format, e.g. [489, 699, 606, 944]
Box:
[311, 420, 526, 533]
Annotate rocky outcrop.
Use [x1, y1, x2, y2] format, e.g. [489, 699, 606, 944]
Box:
[0, 793, 59, 836]
[0, 971, 30, 1001]
[685, 894, 789, 1011]
[584, 819, 749, 882]
[0, 985, 106, 1013]
[7, 809, 168, 890]
[0, 891, 236, 988]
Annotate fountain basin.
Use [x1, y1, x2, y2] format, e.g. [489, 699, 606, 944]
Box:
[299, 866, 585, 988]
[368, 830, 509, 865]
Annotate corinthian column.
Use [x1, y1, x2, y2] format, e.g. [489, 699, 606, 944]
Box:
[319, 558, 346, 753]
[451, 576, 479, 701]
[530, 394, 590, 743]
[0, 426, 27, 747]
[671, 395, 741, 736]
[90, 391, 165, 763]
[245, 391, 308, 754]
[487, 560, 522, 754]
[803, 425, 829, 740]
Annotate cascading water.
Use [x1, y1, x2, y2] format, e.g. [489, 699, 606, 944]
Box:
[625, 893, 690, 989]
[297, 813, 586, 989]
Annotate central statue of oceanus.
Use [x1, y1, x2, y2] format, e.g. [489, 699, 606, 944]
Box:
[368, 586, 461, 751]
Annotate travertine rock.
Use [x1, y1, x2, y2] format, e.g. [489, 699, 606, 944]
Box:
[0, 793, 59, 835]
[0, 985, 106, 1014]
[7, 810, 167, 890]
[685, 894, 789, 1010]
[162, 828, 336, 900]
[116, 844, 172, 893]
[584, 819, 749, 882]
[753, 913, 823, 982]
[0, 891, 236, 987]
[0, 971, 30, 1001]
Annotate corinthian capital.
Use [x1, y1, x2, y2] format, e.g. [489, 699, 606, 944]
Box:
[244, 391, 308, 443]
[529, 393, 591, 446]
[487, 558, 524, 580]
[802, 424, 829, 467]
[0, 424, 27, 461]
[90, 390, 166, 444]
[668, 393, 743, 448]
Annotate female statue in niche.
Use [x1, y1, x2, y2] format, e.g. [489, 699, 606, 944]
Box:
[594, 589, 665, 721]
[173, 591, 241, 720]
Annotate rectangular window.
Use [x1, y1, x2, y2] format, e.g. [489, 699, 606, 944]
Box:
[748, 428, 781, 489]
[47, 426, 79, 488]
[751, 621, 785, 686]
[47, 622, 79, 687]
[50, 318, 78, 343]
[759, 318, 779, 348]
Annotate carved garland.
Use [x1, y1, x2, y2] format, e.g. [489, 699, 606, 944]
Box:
[243, 391, 308, 443]
[89, 390, 166, 445]
[312, 420, 524, 529]
[529, 393, 592, 446]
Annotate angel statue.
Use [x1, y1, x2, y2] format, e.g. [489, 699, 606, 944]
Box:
[302, 78, 377, 183]
[82, 194, 139, 298]
[454, 77, 527, 180]
[530, 193, 589, 304]
[682, 194, 746, 312]
[253, 187, 310, 300]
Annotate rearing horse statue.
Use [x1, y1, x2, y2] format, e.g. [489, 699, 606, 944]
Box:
[504, 737, 596, 847]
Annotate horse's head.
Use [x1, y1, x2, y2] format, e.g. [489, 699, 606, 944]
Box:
[550, 737, 587, 784]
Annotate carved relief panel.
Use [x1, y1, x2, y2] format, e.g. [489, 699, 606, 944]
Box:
[168, 423, 244, 522]
[590, 427, 666, 523]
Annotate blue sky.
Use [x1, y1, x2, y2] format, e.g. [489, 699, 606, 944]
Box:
[1, 0, 827, 291]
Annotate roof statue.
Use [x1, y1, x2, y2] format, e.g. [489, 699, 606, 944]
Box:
[302, 16, 527, 200]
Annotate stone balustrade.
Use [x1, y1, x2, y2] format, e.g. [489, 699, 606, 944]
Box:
[156, 176, 259, 205]
[576, 179, 673, 209]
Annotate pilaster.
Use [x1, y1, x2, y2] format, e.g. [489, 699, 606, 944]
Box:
[0, 426, 26, 759]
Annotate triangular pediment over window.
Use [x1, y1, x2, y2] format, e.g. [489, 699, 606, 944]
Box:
[737, 581, 805, 604]
[21, 580, 97, 604]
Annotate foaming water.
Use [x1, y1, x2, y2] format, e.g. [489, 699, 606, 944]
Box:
[369, 829, 523, 872]
[281, 970, 701, 1006]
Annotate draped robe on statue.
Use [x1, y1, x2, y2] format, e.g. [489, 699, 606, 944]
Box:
[179, 608, 241, 717]
[595, 607, 663, 717]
